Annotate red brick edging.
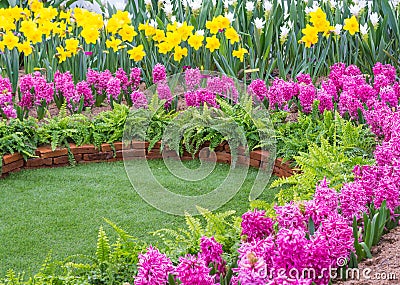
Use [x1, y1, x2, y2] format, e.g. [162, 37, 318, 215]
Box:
[1, 141, 294, 178]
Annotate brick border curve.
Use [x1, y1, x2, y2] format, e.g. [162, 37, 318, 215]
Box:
[1, 141, 294, 178]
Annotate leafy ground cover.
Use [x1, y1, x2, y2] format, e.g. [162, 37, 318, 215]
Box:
[0, 159, 280, 275]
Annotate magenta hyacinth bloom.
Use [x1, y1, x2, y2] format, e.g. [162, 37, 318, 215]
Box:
[0, 76, 16, 119]
[296, 73, 312, 85]
[115, 68, 129, 92]
[175, 254, 216, 285]
[339, 181, 369, 222]
[248, 79, 268, 102]
[153, 63, 167, 84]
[19, 72, 53, 108]
[185, 67, 202, 90]
[134, 246, 174, 285]
[157, 82, 173, 107]
[106, 77, 121, 101]
[298, 83, 316, 114]
[184, 88, 219, 108]
[131, 90, 148, 109]
[76, 81, 94, 107]
[275, 203, 307, 230]
[129, 67, 142, 90]
[206, 75, 239, 102]
[316, 89, 334, 113]
[241, 209, 275, 241]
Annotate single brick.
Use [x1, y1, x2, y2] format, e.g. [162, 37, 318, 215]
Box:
[3, 153, 23, 165]
[2, 159, 24, 174]
[132, 141, 149, 149]
[216, 152, 231, 164]
[53, 156, 70, 165]
[101, 143, 112, 152]
[122, 149, 146, 158]
[25, 158, 52, 168]
[83, 152, 113, 161]
[70, 144, 97, 155]
[250, 150, 270, 161]
[113, 142, 123, 151]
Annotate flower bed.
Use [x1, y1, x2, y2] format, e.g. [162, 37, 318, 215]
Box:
[0, 25, 399, 283]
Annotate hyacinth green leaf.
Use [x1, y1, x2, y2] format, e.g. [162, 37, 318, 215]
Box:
[348, 251, 358, 269]
[308, 216, 315, 236]
[360, 242, 372, 259]
[168, 274, 176, 285]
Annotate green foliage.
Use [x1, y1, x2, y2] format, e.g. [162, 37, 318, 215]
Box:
[123, 94, 175, 150]
[153, 206, 241, 264]
[162, 105, 232, 157]
[96, 226, 111, 264]
[0, 118, 38, 159]
[272, 138, 374, 204]
[352, 201, 398, 263]
[38, 114, 92, 150]
[92, 104, 129, 148]
[160, 95, 275, 163]
[275, 110, 376, 162]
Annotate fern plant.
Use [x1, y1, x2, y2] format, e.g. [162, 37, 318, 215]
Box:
[153, 206, 241, 264]
[0, 117, 39, 159]
[275, 109, 376, 162]
[272, 138, 374, 205]
[123, 94, 175, 151]
[60, 220, 146, 285]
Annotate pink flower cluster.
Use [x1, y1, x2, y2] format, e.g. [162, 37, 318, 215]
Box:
[130, 91, 148, 109]
[234, 183, 354, 285]
[151, 64, 173, 108]
[206, 75, 239, 102]
[134, 179, 358, 285]
[54, 71, 94, 110]
[19, 72, 54, 109]
[0, 76, 16, 118]
[185, 67, 202, 90]
[185, 88, 219, 108]
[134, 239, 225, 285]
[86, 67, 143, 105]
[134, 246, 174, 285]
[247, 62, 399, 117]
[183, 70, 240, 108]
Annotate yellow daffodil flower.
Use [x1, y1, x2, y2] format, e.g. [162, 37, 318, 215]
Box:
[343, 16, 360, 35]
[106, 37, 122, 52]
[188, 33, 204, 50]
[81, 27, 99, 44]
[173, 45, 188, 62]
[118, 25, 137, 42]
[2, 32, 19, 50]
[128, 44, 146, 61]
[18, 41, 33, 56]
[153, 29, 166, 42]
[56, 46, 71, 63]
[176, 22, 194, 41]
[157, 41, 173, 54]
[206, 35, 220, 52]
[65, 38, 79, 55]
[225, 27, 239, 43]
[232, 47, 248, 62]
[301, 24, 319, 48]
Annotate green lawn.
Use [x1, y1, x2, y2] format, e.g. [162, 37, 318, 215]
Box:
[0, 159, 279, 275]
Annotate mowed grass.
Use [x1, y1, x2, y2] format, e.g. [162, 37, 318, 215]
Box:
[0, 159, 279, 275]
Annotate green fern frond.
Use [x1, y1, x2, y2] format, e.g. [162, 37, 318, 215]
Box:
[103, 218, 134, 242]
[96, 226, 110, 264]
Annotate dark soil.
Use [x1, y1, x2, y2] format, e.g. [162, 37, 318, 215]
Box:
[337, 226, 400, 284]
